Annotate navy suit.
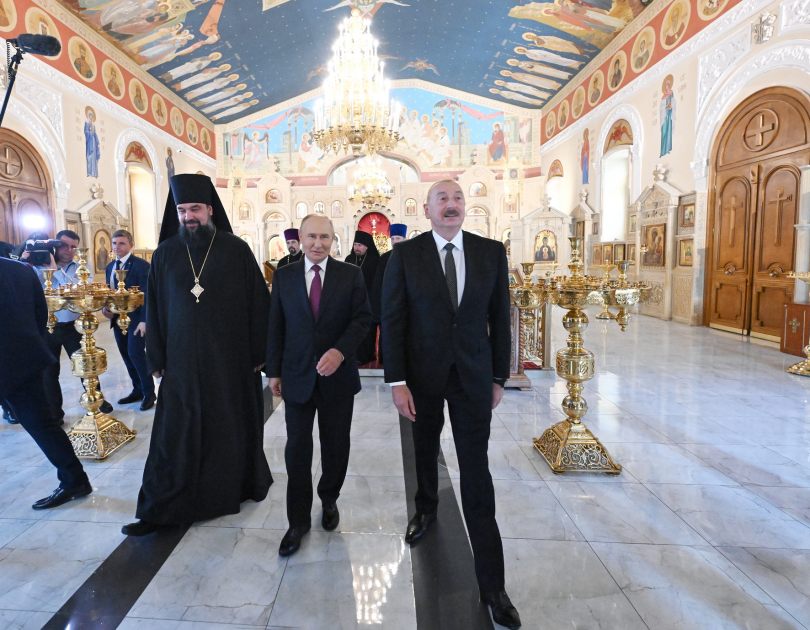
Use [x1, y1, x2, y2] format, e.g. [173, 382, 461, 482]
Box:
[267, 257, 371, 526]
[105, 255, 153, 398]
[0, 258, 88, 490]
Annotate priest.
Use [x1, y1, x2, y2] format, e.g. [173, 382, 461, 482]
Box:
[371, 223, 407, 365]
[345, 230, 380, 365]
[277, 227, 303, 268]
[122, 174, 273, 536]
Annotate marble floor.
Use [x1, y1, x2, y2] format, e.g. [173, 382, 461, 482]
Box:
[3, 315, 810, 629]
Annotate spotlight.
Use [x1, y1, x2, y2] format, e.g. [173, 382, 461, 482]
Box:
[21, 213, 46, 230]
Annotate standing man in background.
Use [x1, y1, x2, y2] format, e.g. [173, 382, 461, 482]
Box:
[371, 223, 407, 365]
[276, 227, 303, 268]
[102, 230, 154, 411]
[381, 180, 520, 629]
[25, 230, 113, 424]
[345, 230, 379, 365]
[267, 214, 371, 557]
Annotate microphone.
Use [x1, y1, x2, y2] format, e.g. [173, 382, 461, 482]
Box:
[9, 34, 62, 57]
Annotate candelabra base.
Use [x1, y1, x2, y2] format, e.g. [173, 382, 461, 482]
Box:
[533, 419, 621, 474]
[788, 361, 810, 377]
[68, 412, 137, 461]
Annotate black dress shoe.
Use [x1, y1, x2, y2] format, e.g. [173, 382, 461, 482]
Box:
[32, 483, 93, 510]
[140, 393, 156, 411]
[481, 591, 521, 629]
[118, 391, 144, 405]
[99, 401, 113, 414]
[121, 520, 160, 536]
[279, 524, 311, 557]
[322, 503, 339, 531]
[405, 511, 436, 545]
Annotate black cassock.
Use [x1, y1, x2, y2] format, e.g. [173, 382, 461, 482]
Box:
[345, 247, 380, 365]
[138, 231, 273, 524]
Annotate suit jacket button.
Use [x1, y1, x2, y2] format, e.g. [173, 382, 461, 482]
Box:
[452, 324, 458, 328]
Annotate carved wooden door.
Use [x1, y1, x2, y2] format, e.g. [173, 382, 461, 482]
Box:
[706, 88, 810, 341]
[0, 129, 53, 245]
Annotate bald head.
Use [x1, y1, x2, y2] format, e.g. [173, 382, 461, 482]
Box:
[299, 213, 334, 264]
[425, 180, 465, 239]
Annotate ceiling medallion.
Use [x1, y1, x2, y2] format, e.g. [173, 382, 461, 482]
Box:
[313, 10, 402, 156]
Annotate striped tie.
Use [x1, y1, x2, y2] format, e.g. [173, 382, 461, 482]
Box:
[444, 243, 458, 311]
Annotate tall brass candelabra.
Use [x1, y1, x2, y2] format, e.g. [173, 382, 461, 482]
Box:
[531, 238, 648, 474]
[43, 248, 143, 460]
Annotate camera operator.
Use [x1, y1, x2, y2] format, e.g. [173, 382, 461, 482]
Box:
[0, 256, 92, 509]
[22, 230, 114, 424]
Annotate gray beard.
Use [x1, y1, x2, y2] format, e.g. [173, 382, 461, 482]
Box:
[179, 221, 214, 247]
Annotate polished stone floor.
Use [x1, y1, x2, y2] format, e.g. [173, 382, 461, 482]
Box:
[3, 315, 810, 629]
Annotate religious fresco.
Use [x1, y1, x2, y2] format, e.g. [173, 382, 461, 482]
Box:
[220, 87, 533, 177]
[543, 0, 744, 142]
[604, 119, 633, 152]
[3, 0, 215, 154]
[84, 105, 100, 178]
[547, 159, 563, 179]
[124, 141, 152, 168]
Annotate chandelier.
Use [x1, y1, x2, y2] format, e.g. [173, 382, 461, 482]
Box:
[313, 10, 401, 156]
[349, 157, 393, 208]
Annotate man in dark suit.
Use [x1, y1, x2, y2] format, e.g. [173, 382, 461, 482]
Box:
[381, 180, 520, 629]
[102, 230, 154, 411]
[0, 258, 92, 509]
[267, 213, 371, 557]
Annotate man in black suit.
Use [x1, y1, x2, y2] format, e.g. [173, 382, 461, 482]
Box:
[381, 180, 520, 629]
[267, 213, 371, 557]
[102, 230, 154, 410]
[0, 258, 92, 509]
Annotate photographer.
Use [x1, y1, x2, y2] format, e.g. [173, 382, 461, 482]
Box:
[22, 230, 113, 424]
[0, 257, 92, 509]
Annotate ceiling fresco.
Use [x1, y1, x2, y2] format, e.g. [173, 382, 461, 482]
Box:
[51, 0, 654, 123]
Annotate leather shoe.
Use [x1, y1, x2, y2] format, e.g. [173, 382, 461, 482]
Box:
[118, 391, 144, 405]
[322, 503, 339, 531]
[121, 520, 160, 536]
[32, 483, 92, 510]
[99, 401, 113, 414]
[481, 590, 521, 629]
[279, 524, 310, 557]
[405, 511, 436, 545]
[140, 393, 156, 411]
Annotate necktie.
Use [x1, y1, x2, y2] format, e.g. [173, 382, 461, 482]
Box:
[444, 243, 458, 311]
[310, 264, 322, 320]
[111, 259, 120, 290]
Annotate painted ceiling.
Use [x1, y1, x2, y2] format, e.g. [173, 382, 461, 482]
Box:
[53, 0, 654, 124]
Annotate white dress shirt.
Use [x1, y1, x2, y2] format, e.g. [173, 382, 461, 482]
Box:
[110, 252, 132, 289]
[304, 254, 327, 296]
[432, 229, 465, 303]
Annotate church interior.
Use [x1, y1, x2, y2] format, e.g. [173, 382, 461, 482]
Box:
[2, 0, 810, 627]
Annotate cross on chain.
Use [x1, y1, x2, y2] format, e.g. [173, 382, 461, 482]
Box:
[768, 186, 793, 247]
[0, 146, 22, 178]
[744, 113, 777, 148]
[726, 195, 743, 248]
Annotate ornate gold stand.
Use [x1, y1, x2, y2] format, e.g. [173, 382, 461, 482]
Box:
[591, 264, 617, 320]
[43, 249, 143, 460]
[507, 263, 544, 389]
[532, 240, 648, 474]
[786, 272, 810, 377]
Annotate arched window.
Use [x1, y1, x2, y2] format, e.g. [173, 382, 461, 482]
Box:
[601, 148, 631, 241]
[295, 202, 307, 218]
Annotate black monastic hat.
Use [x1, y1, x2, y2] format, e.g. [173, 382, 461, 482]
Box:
[159, 174, 233, 244]
[353, 230, 377, 252]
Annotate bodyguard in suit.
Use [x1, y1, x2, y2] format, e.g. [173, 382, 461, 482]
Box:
[381, 180, 520, 629]
[102, 230, 154, 411]
[0, 258, 92, 509]
[267, 213, 371, 557]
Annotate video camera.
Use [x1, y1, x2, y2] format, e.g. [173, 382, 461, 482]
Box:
[23, 239, 63, 266]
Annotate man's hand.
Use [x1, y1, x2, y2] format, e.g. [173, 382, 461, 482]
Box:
[492, 383, 505, 410]
[254, 363, 265, 373]
[152, 369, 164, 379]
[101, 307, 114, 320]
[316, 349, 343, 376]
[134, 322, 146, 337]
[269, 377, 282, 396]
[393, 384, 416, 422]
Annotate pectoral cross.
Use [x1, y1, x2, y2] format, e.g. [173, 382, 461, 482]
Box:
[768, 187, 793, 246]
[789, 317, 801, 334]
[726, 195, 743, 248]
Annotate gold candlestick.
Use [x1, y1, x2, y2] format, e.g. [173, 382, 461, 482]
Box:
[786, 272, 810, 377]
[533, 237, 647, 474]
[44, 248, 143, 460]
[507, 263, 544, 389]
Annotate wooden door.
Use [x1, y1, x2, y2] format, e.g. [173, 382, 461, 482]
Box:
[706, 88, 810, 341]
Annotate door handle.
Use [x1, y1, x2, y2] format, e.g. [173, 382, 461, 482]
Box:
[770, 269, 780, 278]
[725, 268, 733, 275]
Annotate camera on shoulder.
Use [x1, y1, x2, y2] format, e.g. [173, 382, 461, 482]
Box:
[24, 239, 63, 267]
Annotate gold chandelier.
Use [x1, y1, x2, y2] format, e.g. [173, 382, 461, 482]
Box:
[313, 10, 401, 156]
[349, 157, 393, 208]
